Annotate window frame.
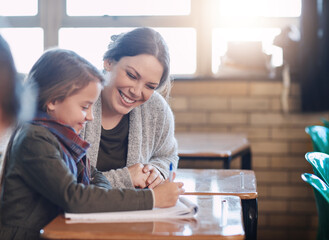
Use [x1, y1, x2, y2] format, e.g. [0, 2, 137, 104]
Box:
[0, 0, 300, 79]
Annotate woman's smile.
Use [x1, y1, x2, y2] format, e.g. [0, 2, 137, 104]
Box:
[101, 54, 163, 120]
[119, 90, 136, 105]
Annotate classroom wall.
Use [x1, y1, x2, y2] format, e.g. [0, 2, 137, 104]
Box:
[170, 79, 327, 240]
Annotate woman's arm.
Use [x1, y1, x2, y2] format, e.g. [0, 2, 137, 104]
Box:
[84, 93, 178, 189]
[144, 102, 179, 184]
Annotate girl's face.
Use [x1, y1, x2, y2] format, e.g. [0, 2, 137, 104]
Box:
[47, 80, 102, 134]
[102, 54, 163, 118]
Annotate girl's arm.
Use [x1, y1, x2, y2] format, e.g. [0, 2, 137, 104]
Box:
[90, 165, 112, 189]
[16, 126, 153, 213]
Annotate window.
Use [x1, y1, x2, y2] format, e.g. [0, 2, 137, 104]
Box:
[59, 28, 120, 70]
[0, 0, 40, 74]
[59, 27, 196, 74]
[219, 0, 301, 17]
[0, 28, 43, 73]
[0, 0, 37, 16]
[212, 0, 301, 77]
[156, 28, 196, 75]
[0, 0, 301, 78]
[212, 28, 282, 75]
[66, 0, 190, 16]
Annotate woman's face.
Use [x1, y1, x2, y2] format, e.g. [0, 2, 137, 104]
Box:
[102, 54, 163, 117]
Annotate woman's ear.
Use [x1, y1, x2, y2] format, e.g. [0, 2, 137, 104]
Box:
[103, 60, 112, 72]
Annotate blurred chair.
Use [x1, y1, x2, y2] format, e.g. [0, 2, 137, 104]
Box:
[321, 118, 329, 129]
[301, 173, 329, 240]
[305, 152, 329, 186]
[305, 125, 329, 153]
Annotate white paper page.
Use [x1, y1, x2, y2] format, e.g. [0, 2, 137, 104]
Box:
[65, 196, 198, 223]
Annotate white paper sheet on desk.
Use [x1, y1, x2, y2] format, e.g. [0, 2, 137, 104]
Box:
[65, 197, 198, 223]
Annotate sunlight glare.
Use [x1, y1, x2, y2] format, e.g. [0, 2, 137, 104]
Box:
[0, 0, 37, 16]
[67, 0, 190, 16]
[219, 0, 301, 17]
[0, 28, 43, 73]
[59, 27, 196, 75]
[212, 28, 282, 73]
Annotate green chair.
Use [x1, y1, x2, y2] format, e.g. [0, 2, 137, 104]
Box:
[301, 173, 329, 240]
[305, 125, 329, 153]
[305, 152, 329, 186]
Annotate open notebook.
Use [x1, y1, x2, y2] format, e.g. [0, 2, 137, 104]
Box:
[65, 196, 198, 223]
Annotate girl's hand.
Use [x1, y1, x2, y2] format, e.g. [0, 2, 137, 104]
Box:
[127, 163, 150, 188]
[143, 164, 164, 189]
[153, 180, 185, 208]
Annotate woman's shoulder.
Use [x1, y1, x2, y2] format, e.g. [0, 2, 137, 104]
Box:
[142, 91, 170, 111]
[133, 92, 174, 125]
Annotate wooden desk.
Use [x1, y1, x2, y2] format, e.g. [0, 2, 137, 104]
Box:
[41, 195, 245, 240]
[176, 132, 252, 169]
[176, 169, 258, 240]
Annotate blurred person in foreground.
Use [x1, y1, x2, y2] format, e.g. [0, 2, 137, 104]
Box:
[0, 34, 22, 138]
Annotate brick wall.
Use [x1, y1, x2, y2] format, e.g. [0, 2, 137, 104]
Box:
[170, 79, 328, 240]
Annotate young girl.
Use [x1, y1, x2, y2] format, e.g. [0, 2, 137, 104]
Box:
[0, 48, 184, 240]
[81, 27, 178, 189]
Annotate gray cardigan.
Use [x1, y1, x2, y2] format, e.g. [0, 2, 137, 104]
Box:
[81, 91, 179, 189]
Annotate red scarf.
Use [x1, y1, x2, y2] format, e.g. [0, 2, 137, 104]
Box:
[31, 112, 91, 185]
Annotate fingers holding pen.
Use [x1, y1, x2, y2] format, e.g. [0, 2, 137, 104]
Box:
[175, 181, 185, 195]
[153, 181, 185, 208]
[168, 172, 176, 182]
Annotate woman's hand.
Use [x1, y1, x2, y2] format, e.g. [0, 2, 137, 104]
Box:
[153, 180, 185, 208]
[142, 164, 164, 189]
[127, 163, 150, 188]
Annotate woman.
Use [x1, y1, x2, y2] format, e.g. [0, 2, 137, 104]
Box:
[81, 27, 178, 189]
[0, 48, 184, 240]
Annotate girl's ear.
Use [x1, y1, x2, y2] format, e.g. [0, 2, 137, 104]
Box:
[103, 60, 113, 72]
[46, 101, 56, 112]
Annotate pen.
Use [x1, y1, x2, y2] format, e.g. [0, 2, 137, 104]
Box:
[169, 162, 173, 182]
